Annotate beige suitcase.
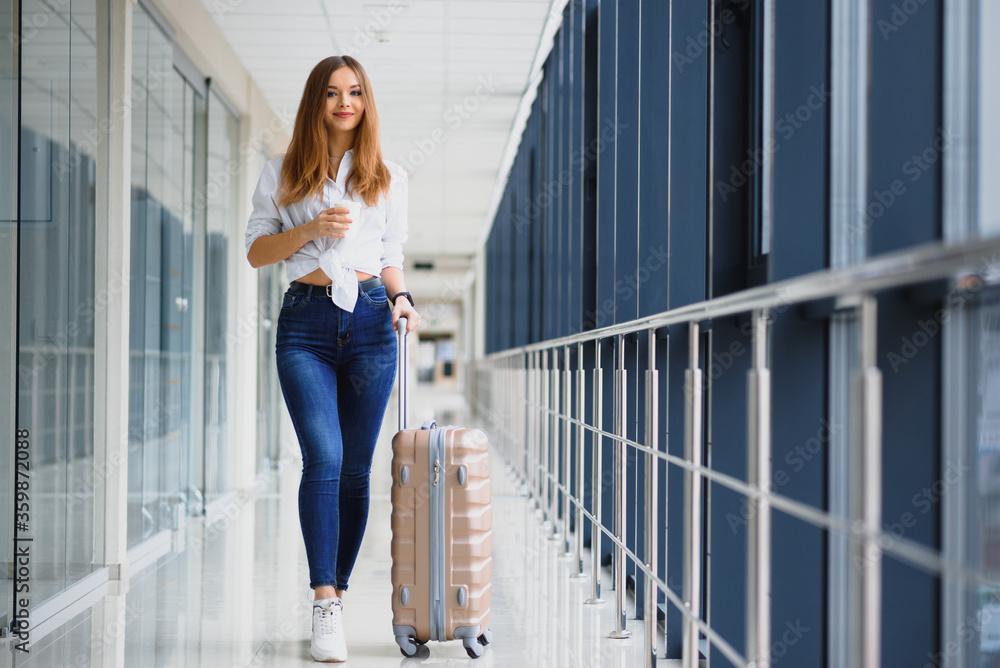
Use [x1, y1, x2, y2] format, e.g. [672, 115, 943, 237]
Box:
[390, 318, 493, 659]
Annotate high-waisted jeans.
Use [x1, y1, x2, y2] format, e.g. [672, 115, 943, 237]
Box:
[275, 281, 397, 590]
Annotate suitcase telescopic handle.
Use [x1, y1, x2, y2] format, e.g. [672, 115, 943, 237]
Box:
[396, 316, 408, 431]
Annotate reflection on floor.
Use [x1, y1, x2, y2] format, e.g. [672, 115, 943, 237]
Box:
[18, 385, 672, 667]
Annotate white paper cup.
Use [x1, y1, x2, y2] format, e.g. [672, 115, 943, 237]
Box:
[332, 199, 362, 239]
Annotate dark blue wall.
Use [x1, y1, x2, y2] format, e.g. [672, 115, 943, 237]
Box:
[481, 0, 949, 665]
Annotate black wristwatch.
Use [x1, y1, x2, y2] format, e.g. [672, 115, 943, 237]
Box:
[392, 291, 415, 307]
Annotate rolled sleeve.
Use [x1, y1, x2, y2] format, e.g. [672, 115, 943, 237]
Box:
[380, 168, 408, 270]
[245, 160, 283, 256]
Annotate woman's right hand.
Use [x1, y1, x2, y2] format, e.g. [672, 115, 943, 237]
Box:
[302, 207, 352, 242]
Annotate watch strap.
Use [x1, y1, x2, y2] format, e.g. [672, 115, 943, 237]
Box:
[392, 291, 415, 307]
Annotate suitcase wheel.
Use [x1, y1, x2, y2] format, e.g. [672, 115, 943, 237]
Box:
[463, 636, 485, 659]
[397, 637, 418, 658]
[478, 629, 492, 646]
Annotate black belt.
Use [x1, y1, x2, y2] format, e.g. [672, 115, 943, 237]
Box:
[289, 276, 382, 299]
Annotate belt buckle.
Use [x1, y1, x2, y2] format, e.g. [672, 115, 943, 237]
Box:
[325, 285, 333, 298]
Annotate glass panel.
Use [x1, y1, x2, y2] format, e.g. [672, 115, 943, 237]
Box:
[128, 5, 198, 546]
[142, 18, 175, 540]
[19, 0, 100, 601]
[257, 264, 284, 470]
[188, 89, 206, 515]
[973, 299, 1000, 664]
[981, 0, 1000, 236]
[204, 92, 238, 503]
[0, 0, 16, 630]
[180, 84, 199, 516]
[127, 5, 150, 548]
[253, 150, 283, 472]
[65, 0, 99, 590]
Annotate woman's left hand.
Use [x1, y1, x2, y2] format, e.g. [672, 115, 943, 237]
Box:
[392, 300, 420, 334]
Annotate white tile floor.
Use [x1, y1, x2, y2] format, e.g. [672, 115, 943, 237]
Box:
[16, 387, 673, 667]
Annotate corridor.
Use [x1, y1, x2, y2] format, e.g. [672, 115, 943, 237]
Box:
[3, 0, 999, 665]
[18, 388, 664, 667]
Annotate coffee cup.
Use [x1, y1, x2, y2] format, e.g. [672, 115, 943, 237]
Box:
[333, 199, 362, 239]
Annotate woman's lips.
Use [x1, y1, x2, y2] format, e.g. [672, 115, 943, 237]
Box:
[334, 112, 353, 118]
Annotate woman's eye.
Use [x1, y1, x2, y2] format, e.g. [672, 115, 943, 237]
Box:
[327, 91, 335, 97]
[351, 91, 361, 96]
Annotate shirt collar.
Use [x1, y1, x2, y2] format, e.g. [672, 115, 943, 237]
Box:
[327, 149, 353, 184]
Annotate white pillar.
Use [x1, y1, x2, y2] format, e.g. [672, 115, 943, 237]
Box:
[230, 111, 260, 492]
[93, 0, 133, 591]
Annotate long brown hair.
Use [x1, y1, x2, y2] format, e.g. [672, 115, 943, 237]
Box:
[279, 56, 391, 208]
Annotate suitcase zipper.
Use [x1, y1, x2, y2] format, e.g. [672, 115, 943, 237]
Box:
[428, 429, 446, 641]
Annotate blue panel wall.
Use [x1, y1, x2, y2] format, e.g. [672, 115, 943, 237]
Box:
[764, 2, 831, 666]
[869, 2, 944, 665]
[581, 0, 599, 336]
[568, 0, 584, 339]
[663, 2, 711, 656]
[592, 0, 616, 335]
[614, 1, 639, 327]
[636, 0, 672, 629]
[479, 1, 951, 664]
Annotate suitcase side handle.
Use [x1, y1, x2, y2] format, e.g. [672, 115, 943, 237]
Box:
[397, 316, 408, 431]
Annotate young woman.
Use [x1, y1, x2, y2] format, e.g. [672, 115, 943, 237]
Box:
[245, 55, 420, 663]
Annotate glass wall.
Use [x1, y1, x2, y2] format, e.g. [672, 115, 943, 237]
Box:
[0, 0, 16, 628]
[203, 90, 238, 503]
[981, 0, 1000, 236]
[251, 147, 284, 471]
[971, 299, 1000, 665]
[966, 5, 1000, 661]
[17, 0, 101, 603]
[257, 262, 284, 470]
[2, 0, 270, 620]
[127, 5, 201, 547]
[126, 4, 245, 543]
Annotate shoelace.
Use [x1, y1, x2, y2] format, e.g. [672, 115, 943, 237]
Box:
[315, 601, 342, 636]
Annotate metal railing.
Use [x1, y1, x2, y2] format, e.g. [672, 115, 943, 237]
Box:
[468, 236, 1000, 668]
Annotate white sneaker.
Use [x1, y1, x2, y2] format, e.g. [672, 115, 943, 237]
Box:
[311, 597, 348, 662]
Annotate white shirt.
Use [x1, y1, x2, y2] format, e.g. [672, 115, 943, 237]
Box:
[245, 150, 408, 312]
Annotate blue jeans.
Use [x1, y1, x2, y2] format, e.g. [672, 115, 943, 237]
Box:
[275, 281, 397, 590]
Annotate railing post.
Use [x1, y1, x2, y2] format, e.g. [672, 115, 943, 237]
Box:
[527, 351, 537, 505]
[683, 322, 704, 668]
[496, 358, 504, 462]
[853, 295, 882, 668]
[585, 339, 606, 605]
[517, 353, 531, 496]
[610, 334, 632, 639]
[509, 357, 515, 471]
[747, 310, 772, 668]
[573, 341, 588, 579]
[512, 359, 518, 486]
[504, 357, 511, 467]
[563, 344, 574, 556]
[549, 347, 561, 540]
[531, 350, 541, 510]
[645, 329, 660, 667]
[541, 349, 550, 521]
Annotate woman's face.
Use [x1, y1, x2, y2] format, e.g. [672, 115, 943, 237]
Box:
[325, 66, 365, 135]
